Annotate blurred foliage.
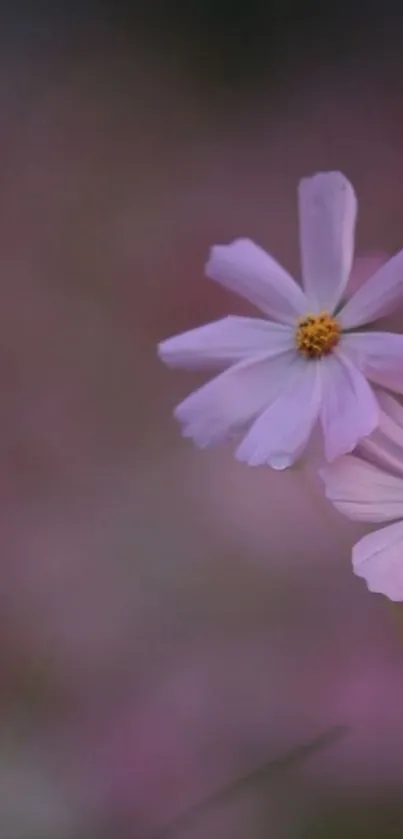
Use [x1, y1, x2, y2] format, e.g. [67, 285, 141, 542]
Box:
[156, 726, 348, 839]
[304, 797, 403, 838]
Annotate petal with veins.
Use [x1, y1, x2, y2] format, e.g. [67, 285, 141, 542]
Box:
[377, 390, 403, 427]
[175, 350, 298, 448]
[353, 521, 403, 601]
[341, 331, 403, 395]
[344, 253, 388, 298]
[338, 248, 403, 329]
[158, 316, 294, 369]
[206, 239, 308, 325]
[298, 171, 357, 313]
[320, 352, 379, 461]
[321, 455, 403, 522]
[235, 356, 321, 469]
[358, 392, 403, 478]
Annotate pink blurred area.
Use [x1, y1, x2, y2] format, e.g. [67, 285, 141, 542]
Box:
[2, 30, 403, 839]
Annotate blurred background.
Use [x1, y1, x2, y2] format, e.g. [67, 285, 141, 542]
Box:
[2, 1, 403, 836]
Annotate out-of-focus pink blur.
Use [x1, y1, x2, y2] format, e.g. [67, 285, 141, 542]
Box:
[2, 16, 403, 838]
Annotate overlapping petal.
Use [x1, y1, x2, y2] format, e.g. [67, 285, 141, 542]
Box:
[341, 331, 403, 394]
[319, 352, 379, 461]
[353, 521, 403, 601]
[235, 357, 321, 468]
[358, 392, 403, 478]
[321, 455, 403, 522]
[175, 350, 298, 449]
[322, 394, 403, 601]
[205, 238, 308, 325]
[158, 316, 294, 369]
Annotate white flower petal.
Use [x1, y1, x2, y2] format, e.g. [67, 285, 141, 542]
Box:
[298, 171, 357, 312]
[320, 352, 379, 461]
[341, 331, 403, 395]
[353, 521, 403, 601]
[338, 247, 403, 329]
[175, 350, 298, 448]
[205, 239, 308, 325]
[158, 316, 294, 369]
[235, 356, 321, 469]
[321, 455, 403, 522]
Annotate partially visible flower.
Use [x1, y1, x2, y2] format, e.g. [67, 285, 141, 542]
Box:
[321, 392, 403, 601]
[158, 171, 403, 469]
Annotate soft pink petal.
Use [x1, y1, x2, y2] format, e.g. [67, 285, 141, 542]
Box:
[205, 239, 308, 325]
[341, 331, 403, 395]
[344, 253, 389, 298]
[175, 350, 298, 448]
[321, 455, 403, 522]
[353, 521, 403, 601]
[358, 392, 403, 478]
[158, 316, 294, 369]
[338, 247, 403, 329]
[235, 356, 321, 469]
[320, 352, 379, 461]
[298, 171, 357, 313]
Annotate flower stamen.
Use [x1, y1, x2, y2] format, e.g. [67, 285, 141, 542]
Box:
[296, 311, 340, 358]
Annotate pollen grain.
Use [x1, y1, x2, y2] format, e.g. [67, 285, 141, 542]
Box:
[295, 311, 340, 358]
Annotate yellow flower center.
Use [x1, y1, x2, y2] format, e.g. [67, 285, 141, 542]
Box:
[295, 311, 341, 358]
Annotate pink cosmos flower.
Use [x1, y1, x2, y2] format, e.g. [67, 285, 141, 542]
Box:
[159, 171, 403, 469]
[321, 391, 403, 601]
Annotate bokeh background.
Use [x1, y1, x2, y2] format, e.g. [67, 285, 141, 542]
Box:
[3, 2, 403, 836]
